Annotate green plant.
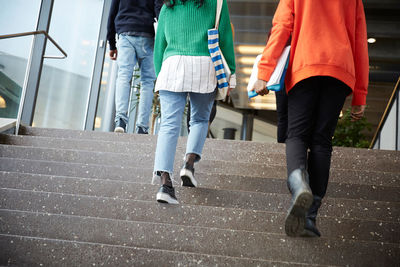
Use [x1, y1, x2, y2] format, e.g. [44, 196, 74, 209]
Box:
[332, 108, 372, 148]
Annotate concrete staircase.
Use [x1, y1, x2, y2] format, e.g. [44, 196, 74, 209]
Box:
[0, 126, 399, 266]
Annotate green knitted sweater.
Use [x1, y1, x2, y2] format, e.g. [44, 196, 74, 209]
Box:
[154, 0, 236, 76]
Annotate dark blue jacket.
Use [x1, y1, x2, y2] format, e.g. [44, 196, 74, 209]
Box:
[107, 0, 163, 50]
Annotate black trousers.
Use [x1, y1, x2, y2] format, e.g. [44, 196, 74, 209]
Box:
[275, 87, 288, 143]
[286, 76, 351, 198]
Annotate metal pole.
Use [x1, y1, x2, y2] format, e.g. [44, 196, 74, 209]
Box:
[20, 0, 54, 127]
[15, 36, 36, 135]
[84, 0, 112, 130]
[240, 110, 254, 141]
[396, 90, 399, 150]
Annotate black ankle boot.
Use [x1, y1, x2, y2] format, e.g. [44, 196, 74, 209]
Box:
[301, 196, 322, 237]
[285, 168, 313, 237]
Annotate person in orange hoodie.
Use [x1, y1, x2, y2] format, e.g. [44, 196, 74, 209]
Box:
[250, 0, 368, 237]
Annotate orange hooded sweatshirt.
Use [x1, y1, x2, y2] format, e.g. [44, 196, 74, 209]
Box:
[258, 0, 369, 106]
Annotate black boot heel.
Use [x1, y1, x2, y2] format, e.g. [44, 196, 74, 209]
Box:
[285, 168, 313, 237]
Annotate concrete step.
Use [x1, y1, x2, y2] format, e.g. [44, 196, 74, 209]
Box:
[18, 126, 400, 159]
[0, 234, 304, 267]
[2, 127, 399, 265]
[1, 144, 399, 175]
[1, 188, 398, 244]
[1, 157, 398, 191]
[1, 210, 398, 266]
[2, 134, 400, 172]
[1, 170, 398, 203]
[0, 172, 398, 223]
[0, 234, 324, 267]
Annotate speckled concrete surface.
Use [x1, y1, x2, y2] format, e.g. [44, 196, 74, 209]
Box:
[0, 235, 312, 267]
[17, 126, 400, 158]
[1, 134, 399, 173]
[1, 170, 398, 202]
[1, 188, 398, 243]
[0, 172, 398, 222]
[1, 210, 399, 266]
[0, 127, 399, 266]
[1, 156, 399, 188]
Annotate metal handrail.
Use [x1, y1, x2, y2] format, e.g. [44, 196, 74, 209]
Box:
[369, 76, 400, 149]
[0, 30, 67, 59]
[0, 30, 67, 135]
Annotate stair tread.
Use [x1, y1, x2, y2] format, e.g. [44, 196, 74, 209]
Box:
[1, 170, 398, 202]
[1, 138, 399, 172]
[1, 210, 399, 267]
[1, 126, 397, 265]
[0, 235, 330, 267]
[1, 188, 398, 244]
[1, 157, 399, 188]
[1, 172, 398, 222]
[16, 127, 400, 157]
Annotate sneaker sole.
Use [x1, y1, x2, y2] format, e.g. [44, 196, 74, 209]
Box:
[114, 127, 125, 133]
[180, 169, 197, 187]
[284, 191, 313, 237]
[156, 192, 179, 205]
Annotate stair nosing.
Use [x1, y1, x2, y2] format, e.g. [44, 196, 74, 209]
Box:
[1, 144, 400, 175]
[3, 133, 400, 159]
[0, 233, 333, 267]
[1, 156, 399, 187]
[2, 209, 399, 247]
[2, 170, 399, 206]
[2, 169, 398, 195]
[2, 187, 399, 226]
[1, 183, 398, 224]
[18, 126, 400, 156]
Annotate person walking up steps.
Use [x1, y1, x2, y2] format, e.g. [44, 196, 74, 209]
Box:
[250, 0, 369, 237]
[107, 0, 163, 134]
[152, 0, 235, 204]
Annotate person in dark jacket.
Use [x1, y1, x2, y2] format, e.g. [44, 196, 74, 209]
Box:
[107, 0, 163, 133]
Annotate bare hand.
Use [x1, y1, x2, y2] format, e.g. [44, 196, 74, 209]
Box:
[252, 79, 269, 96]
[227, 74, 237, 97]
[109, 49, 117, 60]
[351, 105, 366, 121]
[227, 87, 234, 96]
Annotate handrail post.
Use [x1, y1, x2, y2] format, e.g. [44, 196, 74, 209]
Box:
[369, 76, 400, 149]
[0, 30, 67, 135]
[14, 35, 36, 135]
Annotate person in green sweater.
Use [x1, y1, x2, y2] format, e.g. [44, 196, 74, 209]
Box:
[151, 0, 235, 204]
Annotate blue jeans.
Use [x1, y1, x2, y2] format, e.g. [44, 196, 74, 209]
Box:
[153, 90, 216, 175]
[115, 34, 156, 133]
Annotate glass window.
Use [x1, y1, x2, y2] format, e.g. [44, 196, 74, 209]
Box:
[0, 0, 41, 118]
[33, 0, 104, 129]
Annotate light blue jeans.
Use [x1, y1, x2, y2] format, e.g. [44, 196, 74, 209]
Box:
[115, 34, 156, 133]
[153, 89, 216, 175]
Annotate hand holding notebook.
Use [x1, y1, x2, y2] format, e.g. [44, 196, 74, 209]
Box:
[247, 46, 291, 98]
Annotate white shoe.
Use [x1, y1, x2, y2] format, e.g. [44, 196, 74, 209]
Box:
[114, 126, 125, 133]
